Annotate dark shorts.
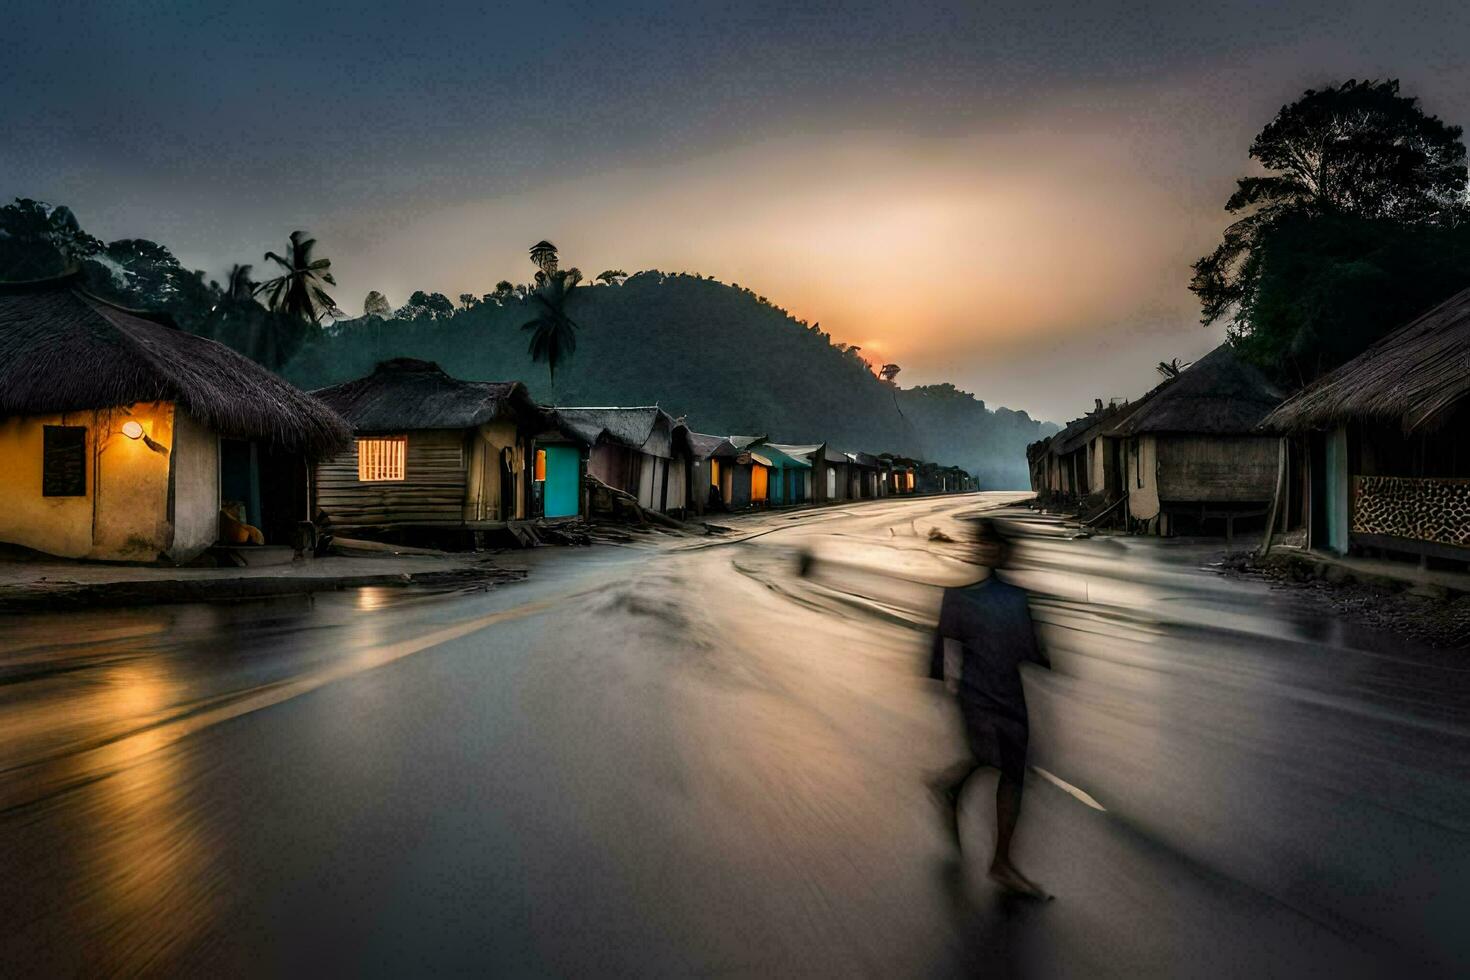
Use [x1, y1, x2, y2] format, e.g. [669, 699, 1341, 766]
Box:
[960, 703, 1029, 783]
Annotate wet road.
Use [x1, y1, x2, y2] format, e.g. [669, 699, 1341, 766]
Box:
[1, 494, 1466, 976]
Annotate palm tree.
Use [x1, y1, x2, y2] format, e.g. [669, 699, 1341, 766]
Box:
[596, 269, 627, 286]
[1156, 357, 1192, 378]
[521, 242, 582, 396]
[529, 240, 559, 276]
[255, 230, 337, 324]
[223, 263, 255, 304]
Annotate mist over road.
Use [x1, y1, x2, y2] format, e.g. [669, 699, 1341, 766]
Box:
[1, 494, 1463, 976]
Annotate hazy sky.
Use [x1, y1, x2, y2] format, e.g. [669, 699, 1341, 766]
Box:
[6, 1, 1470, 421]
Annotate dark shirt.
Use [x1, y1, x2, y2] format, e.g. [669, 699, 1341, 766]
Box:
[929, 577, 1048, 721]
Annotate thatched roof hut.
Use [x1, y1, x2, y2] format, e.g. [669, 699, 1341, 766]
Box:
[1264, 286, 1470, 433]
[0, 276, 349, 458]
[551, 406, 681, 450]
[686, 431, 738, 461]
[1113, 344, 1284, 436]
[1050, 401, 1127, 456]
[312, 358, 542, 433]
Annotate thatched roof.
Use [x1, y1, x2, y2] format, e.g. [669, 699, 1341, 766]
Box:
[846, 451, 881, 468]
[1050, 402, 1128, 455]
[313, 359, 541, 433]
[1113, 344, 1284, 436]
[1264, 286, 1470, 433]
[687, 431, 738, 460]
[728, 434, 767, 450]
[0, 277, 350, 458]
[552, 406, 679, 451]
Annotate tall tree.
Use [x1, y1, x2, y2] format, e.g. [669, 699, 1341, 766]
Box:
[520, 241, 581, 392]
[529, 240, 559, 276]
[1193, 79, 1470, 381]
[1192, 79, 1467, 327]
[255, 230, 337, 324]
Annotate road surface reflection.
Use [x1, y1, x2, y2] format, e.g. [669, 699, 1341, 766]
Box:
[0, 494, 1464, 975]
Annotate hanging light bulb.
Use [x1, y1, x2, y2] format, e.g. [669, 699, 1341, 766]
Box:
[121, 420, 144, 440]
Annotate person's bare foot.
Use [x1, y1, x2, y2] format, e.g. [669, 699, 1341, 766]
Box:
[988, 861, 1051, 900]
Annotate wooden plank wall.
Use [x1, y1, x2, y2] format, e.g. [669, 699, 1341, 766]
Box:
[316, 429, 468, 527]
[1157, 435, 1277, 503]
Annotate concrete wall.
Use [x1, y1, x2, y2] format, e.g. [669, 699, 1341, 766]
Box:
[169, 409, 220, 560]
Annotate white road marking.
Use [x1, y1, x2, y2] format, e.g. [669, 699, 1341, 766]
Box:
[1032, 766, 1107, 811]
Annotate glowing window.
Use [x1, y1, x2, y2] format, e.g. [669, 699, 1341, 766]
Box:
[357, 437, 406, 482]
[905, 472, 915, 491]
[709, 459, 721, 488]
[534, 449, 547, 481]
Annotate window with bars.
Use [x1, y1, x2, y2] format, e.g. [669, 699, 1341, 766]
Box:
[357, 437, 407, 481]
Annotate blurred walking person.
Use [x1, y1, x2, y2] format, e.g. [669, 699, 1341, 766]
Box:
[930, 517, 1051, 899]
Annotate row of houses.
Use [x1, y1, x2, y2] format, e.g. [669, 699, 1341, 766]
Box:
[0, 274, 975, 563]
[1029, 289, 1470, 567]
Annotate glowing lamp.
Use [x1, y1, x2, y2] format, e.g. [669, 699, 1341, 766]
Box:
[121, 420, 144, 440]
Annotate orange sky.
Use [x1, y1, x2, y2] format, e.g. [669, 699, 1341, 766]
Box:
[331, 126, 1228, 421]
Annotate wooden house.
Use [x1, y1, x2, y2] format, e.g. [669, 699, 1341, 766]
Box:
[881, 454, 918, 494]
[1264, 288, 1470, 563]
[312, 359, 546, 535]
[551, 407, 691, 514]
[1112, 343, 1284, 537]
[686, 431, 738, 515]
[816, 445, 852, 502]
[721, 435, 769, 510]
[1040, 399, 1131, 518]
[0, 275, 350, 562]
[846, 452, 882, 498]
[753, 443, 812, 506]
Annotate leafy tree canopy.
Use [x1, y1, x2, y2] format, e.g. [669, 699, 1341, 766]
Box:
[363, 290, 392, 317]
[1231, 211, 1470, 382]
[1192, 79, 1470, 380]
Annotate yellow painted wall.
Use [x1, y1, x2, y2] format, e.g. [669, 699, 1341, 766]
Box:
[92, 404, 176, 560]
[0, 402, 218, 562]
[0, 412, 97, 557]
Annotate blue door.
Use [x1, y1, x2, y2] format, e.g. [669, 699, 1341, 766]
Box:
[543, 445, 581, 519]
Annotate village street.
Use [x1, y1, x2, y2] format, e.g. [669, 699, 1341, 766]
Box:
[1, 493, 1466, 976]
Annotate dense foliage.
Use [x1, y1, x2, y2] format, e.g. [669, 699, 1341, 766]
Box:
[1, 199, 1055, 487]
[1193, 79, 1470, 382]
[286, 273, 1055, 487]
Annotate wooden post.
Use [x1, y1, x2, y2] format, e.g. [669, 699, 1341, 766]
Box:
[1258, 436, 1288, 557]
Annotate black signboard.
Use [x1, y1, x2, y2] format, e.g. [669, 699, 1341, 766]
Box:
[42, 426, 87, 497]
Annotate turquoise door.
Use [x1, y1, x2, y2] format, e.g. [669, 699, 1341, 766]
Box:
[543, 445, 581, 519]
[1323, 426, 1349, 554]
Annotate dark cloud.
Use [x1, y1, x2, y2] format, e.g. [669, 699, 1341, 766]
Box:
[4, 0, 1469, 420]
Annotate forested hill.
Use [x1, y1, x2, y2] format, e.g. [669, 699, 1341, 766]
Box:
[283, 273, 1057, 488]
